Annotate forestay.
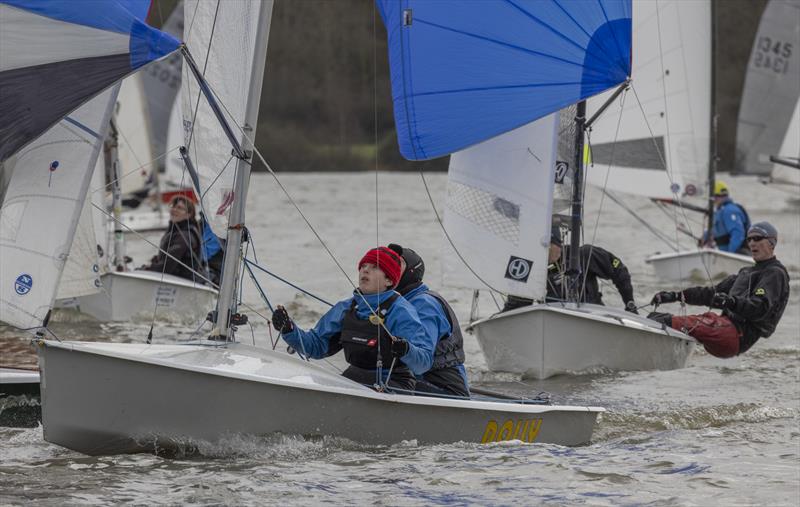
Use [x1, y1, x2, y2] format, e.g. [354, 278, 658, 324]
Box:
[0, 0, 180, 163]
[376, 0, 632, 161]
[585, 0, 711, 204]
[734, 0, 800, 176]
[442, 115, 559, 299]
[181, 0, 274, 236]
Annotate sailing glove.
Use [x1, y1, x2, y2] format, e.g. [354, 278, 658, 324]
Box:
[271, 306, 294, 333]
[711, 292, 736, 310]
[625, 301, 639, 314]
[391, 338, 410, 358]
[651, 291, 680, 305]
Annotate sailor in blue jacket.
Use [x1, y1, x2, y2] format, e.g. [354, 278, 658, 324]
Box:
[388, 244, 469, 397]
[271, 246, 434, 391]
[708, 180, 750, 254]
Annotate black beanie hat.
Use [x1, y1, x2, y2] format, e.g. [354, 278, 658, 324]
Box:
[387, 243, 425, 292]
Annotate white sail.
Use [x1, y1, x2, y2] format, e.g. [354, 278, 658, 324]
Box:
[0, 87, 118, 329]
[442, 115, 559, 300]
[735, 0, 800, 176]
[585, 0, 711, 202]
[115, 73, 154, 195]
[770, 99, 800, 187]
[56, 184, 102, 298]
[162, 94, 188, 191]
[182, 0, 274, 236]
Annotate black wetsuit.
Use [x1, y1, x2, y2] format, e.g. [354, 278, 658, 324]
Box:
[504, 244, 635, 311]
[679, 257, 790, 354]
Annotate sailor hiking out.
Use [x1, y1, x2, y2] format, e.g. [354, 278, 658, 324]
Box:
[504, 230, 638, 313]
[387, 244, 469, 397]
[272, 246, 434, 391]
[649, 221, 790, 358]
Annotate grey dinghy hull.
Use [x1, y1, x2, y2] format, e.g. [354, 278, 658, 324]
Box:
[472, 303, 696, 379]
[645, 248, 753, 283]
[36, 341, 602, 455]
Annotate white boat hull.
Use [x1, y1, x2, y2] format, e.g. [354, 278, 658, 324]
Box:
[472, 303, 696, 379]
[36, 340, 602, 455]
[645, 248, 752, 282]
[119, 209, 170, 233]
[56, 271, 216, 324]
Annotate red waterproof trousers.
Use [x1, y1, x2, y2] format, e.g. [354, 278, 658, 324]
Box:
[671, 312, 741, 358]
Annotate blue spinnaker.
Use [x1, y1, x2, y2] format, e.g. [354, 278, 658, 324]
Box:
[376, 0, 632, 160]
[0, 0, 180, 162]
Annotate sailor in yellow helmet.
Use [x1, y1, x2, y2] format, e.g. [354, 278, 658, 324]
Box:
[704, 180, 750, 254]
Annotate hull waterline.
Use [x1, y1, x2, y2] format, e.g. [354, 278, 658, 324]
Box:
[36, 340, 602, 455]
[472, 303, 696, 379]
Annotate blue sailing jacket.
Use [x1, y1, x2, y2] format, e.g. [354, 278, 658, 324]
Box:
[712, 198, 748, 253]
[402, 283, 468, 384]
[281, 290, 434, 376]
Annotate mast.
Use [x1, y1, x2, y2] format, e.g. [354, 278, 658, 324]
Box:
[706, 0, 718, 242]
[182, 4, 272, 341]
[567, 100, 587, 302]
[108, 119, 127, 272]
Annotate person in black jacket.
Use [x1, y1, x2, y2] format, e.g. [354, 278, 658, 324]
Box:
[503, 230, 638, 313]
[649, 221, 790, 358]
[140, 195, 203, 281]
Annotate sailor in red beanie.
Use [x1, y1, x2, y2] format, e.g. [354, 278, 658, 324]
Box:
[357, 246, 403, 292]
[271, 245, 435, 391]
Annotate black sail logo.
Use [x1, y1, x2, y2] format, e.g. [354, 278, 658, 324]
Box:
[505, 256, 532, 282]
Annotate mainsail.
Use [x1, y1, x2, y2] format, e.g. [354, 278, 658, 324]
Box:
[443, 115, 559, 299]
[376, 0, 632, 160]
[0, 0, 179, 329]
[734, 0, 800, 176]
[585, 0, 711, 203]
[0, 0, 180, 163]
[181, 0, 274, 236]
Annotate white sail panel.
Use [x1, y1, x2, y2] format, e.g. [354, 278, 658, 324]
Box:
[735, 0, 800, 176]
[0, 87, 117, 330]
[770, 100, 800, 187]
[163, 95, 188, 192]
[56, 186, 101, 298]
[182, 0, 274, 235]
[586, 0, 711, 202]
[115, 73, 154, 195]
[442, 115, 559, 299]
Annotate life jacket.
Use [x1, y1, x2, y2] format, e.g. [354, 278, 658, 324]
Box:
[424, 290, 466, 370]
[338, 293, 401, 370]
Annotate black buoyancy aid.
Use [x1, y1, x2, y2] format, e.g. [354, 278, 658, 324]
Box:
[424, 290, 466, 370]
[338, 293, 401, 370]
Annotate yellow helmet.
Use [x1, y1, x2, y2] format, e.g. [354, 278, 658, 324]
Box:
[713, 180, 729, 196]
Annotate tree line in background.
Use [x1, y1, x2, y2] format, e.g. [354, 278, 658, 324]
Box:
[150, 0, 765, 173]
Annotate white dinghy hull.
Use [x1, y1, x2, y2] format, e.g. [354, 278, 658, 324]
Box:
[56, 271, 216, 324]
[645, 248, 752, 283]
[36, 341, 602, 455]
[119, 209, 170, 233]
[472, 303, 696, 379]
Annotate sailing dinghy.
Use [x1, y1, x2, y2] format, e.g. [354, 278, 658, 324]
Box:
[31, 0, 607, 454]
[585, 0, 753, 282]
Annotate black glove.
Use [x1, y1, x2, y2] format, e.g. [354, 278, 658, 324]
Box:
[625, 301, 639, 314]
[711, 292, 736, 310]
[391, 338, 410, 358]
[271, 306, 294, 333]
[651, 291, 680, 305]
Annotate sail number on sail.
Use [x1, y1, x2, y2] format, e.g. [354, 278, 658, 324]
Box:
[753, 36, 793, 74]
[481, 418, 543, 444]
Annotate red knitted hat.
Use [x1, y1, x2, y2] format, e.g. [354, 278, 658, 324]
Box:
[358, 247, 403, 287]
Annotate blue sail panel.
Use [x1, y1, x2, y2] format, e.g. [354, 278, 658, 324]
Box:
[0, 0, 180, 162]
[377, 0, 632, 160]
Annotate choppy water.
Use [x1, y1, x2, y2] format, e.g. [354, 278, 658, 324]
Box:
[2, 173, 799, 505]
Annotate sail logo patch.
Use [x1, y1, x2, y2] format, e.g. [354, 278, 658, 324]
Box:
[48, 160, 59, 187]
[754, 288, 765, 296]
[14, 274, 33, 296]
[554, 161, 569, 184]
[216, 190, 235, 216]
[505, 256, 532, 282]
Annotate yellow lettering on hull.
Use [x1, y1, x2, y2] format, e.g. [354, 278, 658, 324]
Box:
[480, 418, 543, 443]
